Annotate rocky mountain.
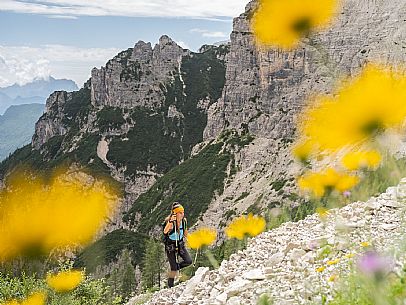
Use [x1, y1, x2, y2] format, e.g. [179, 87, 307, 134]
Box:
[0, 77, 78, 114]
[0, 0, 405, 287]
[0, 76, 78, 100]
[0, 36, 231, 275]
[0, 103, 44, 160]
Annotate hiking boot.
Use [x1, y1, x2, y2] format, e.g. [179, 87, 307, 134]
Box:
[167, 277, 175, 288]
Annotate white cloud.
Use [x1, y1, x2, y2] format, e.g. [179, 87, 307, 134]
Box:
[190, 28, 228, 38]
[0, 45, 120, 87]
[177, 41, 191, 50]
[46, 14, 78, 19]
[0, 0, 247, 18]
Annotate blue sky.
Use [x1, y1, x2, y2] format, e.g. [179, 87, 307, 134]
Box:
[0, 0, 247, 87]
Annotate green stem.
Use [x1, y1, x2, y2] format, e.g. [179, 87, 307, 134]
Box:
[205, 250, 219, 269]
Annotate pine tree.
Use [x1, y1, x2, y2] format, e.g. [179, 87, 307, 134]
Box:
[107, 249, 138, 301]
[141, 238, 165, 291]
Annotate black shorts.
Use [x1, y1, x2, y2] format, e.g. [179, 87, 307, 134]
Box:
[165, 240, 192, 271]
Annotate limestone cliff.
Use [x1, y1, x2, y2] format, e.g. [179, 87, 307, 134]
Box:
[205, 0, 406, 140]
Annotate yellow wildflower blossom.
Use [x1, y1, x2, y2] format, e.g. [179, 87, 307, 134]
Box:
[326, 259, 340, 265]
[297, 64, 406, 153]
[298, 168, 359, 198]
[252, 0, 339, 49]
[187, 228, 217, 249]
[46, 270, 84, 293]
[2, 292, 46, 305]
[316, 207, 329, 220]
[342, 150, 382, 171]
[345, 253, 355, 259]
[225, 214, 266, 240]
[292, 140, 315, 163]
[0, 170, 118, 261]
[328, 274, 338, 282]
[360, 241, 370, 248]
[316, 266, 326, 272]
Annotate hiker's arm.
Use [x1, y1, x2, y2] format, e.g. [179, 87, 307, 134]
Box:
[184, 229, 188, 237]
[163, 221, 173, 234]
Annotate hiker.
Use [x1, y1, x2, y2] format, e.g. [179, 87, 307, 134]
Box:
[163, 202, 192, 288]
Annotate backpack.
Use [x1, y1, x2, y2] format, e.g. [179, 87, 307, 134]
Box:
[162, 218, 187, 244]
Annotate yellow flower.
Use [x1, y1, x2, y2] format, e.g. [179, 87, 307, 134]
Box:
[21, 293, 46, 305]
[341, 150, 382, 171]
[2, 292, 46, 305]
[345, 253, 355, 259]
[225, 214, 266, 240]
[316, 207, 329, 220]
[360, 241, 370, 248]
[326, 259, 340, 265]
[292, 140, 315, 163]
[252, 0, 339, 49]
[0, 170, 118, 261]
[328, 274, 338, 282]
[46, 270, 84, 293]
[298, 168, 359, 198]
[187, 228, 217, 249]
[316, 266, 326, 272]
[297, 64, 406, 153]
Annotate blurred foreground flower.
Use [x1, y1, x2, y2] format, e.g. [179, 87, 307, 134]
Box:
[46, 270, 84, 293]
[341, 150, 382, 171]
[316, 266, 326, 272]
[225, 214, 266, 240]
[297, 64, 406, 154]
[357, 251, 394, 281]
[2, 292, 46, 305]
[252, 0, 339, 49]
[327, 258, 340, 266]
[316, 207, 329, 220]
[0, 170, 118, 261]
[298, 168, 359, 197]
[328, 274, 338, 282]
[187, 228, 217, 249]
[345, 253, 355, 259]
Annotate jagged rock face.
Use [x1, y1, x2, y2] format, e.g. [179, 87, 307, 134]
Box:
[32, 91, 69, 149]
[204, 0, 406, 141]
[91, 35, 188, 109]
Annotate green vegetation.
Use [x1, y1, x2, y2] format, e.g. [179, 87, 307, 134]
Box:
[141, 239, 165, 291]
[235, 191, 249, 202]
[348, 154, 406, 202]
[0, 132, 111, 182]
[107, 107, 183, 174]
[247, 194, 264, 214]
[75, 229, 149, 274]
[270, 179, 287, 192]
[123, 129, 252, 231]
[97, 107, 126, 132]
[328, 266, 406, 305]
[0, 272, 121, 305]
[107, 249, 139, 301]
[63, 86, 92, 123]
[124, 140, 232, 231]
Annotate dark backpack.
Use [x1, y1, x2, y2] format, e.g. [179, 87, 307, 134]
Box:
[161, 218, 187, 244]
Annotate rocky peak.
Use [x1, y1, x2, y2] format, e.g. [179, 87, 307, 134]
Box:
[32, 91, 69, 149]
[204, 0, 406, 141]
[132, 40, 153, 63]
[90, 35, 188, 110]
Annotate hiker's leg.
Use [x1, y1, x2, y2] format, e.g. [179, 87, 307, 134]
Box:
[178, 243, 192, 269]
[166, 247, 178, 287]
